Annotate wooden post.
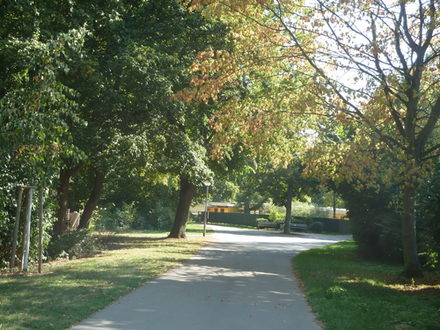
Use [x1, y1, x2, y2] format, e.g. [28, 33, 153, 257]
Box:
[21, 187, 34, 272]
[38, 189, 44, 273]
[10, 187, 24, 269]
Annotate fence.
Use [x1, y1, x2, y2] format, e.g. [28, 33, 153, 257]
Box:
[205, 212, 267, 227]
[203, 212, 351, 234]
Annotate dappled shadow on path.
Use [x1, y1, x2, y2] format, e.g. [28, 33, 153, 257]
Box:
[73, 227, 331, 329]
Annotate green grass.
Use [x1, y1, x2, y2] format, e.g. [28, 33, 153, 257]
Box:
[0, 224, 209, 329]
[293, 241, 440, 330]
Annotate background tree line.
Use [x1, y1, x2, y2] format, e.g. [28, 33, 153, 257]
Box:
[0, 0, 228, 265]
[0, 0, 439, 277]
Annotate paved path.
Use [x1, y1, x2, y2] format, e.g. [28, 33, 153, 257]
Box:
[73, 226, 351, 330]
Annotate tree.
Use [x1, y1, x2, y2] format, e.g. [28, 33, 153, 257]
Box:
[46, 0, 227, 237]
[180, 0, 440, 277]
[274, 0, 439, 277]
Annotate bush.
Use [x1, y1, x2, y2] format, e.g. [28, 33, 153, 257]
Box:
[309, 221, 323, 233]
[268, 209, 284, 223]
[149, 202, 175, 230]
[47, 229, 102, 260]
[92, 200, 176, 231]
[92, 202, 137, 231]
[338, 182, 402, 262]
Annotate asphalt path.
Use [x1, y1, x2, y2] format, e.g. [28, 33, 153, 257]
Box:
[73, 225, 351, 330]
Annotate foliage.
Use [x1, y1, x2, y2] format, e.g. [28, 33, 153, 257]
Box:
[147, 202, 176, 231]
[338, 182, 402, 262]
[92, 204, 138, 232]
[91, 201, 176, 232]
[0, 22, 87, 264]
[311, 190, 344, 208]
[417, 161, 440, 270]
[267, 208, 284, 223]
[0, 191, 56, 269]
[47, 229, 101, 260]
[294, 241, 440, 330]
[182, 0, 440, 276]
[0, 0, 229, 252]
[99, 176, 179, 231]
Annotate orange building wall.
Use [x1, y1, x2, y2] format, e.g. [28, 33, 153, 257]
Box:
[207, 206, 240, 213]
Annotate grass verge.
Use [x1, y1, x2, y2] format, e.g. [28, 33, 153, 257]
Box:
[293, 241, 440, 330]
[0, 224, 209, 329]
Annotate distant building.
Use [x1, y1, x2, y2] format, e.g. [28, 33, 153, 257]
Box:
[207, 202, 242, 213]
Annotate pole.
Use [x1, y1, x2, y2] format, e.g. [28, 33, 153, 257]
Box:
[10, 187, 24, 269]
[38, 189, 44, 273]
[203, 185, 209, 237]
[21, 187, 34, 272]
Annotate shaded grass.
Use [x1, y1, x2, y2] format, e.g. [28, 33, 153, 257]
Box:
[0, 224, 209, 329]
[293, 241, 440, 330]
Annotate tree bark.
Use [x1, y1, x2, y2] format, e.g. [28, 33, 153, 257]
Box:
[78, 170, 105, 229]
[401, 184, 423, 277]
[168, 175, 197, 238]
[283, 181, 294, 234]
[53, 164, 83, 235]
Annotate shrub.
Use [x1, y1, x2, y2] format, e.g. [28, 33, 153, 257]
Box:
[92, 203, 137, 231]
[338, 182, 402, 262]
[47, 229, 102, 260]
[309, 221, 323, 233]
[268, 209, 284, 223]
[141, 201, 175, 230]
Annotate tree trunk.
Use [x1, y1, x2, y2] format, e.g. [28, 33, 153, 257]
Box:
[78, 170, 105, 229]
[401, 184, 423, 277]
[54, 169, 72, 235]
[168, 175, 196, 238]
[53, 164, 83, 235]
[244, 200, 250, 214]
[283, 181, 294, 234]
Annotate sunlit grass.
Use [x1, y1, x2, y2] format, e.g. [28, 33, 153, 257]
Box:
[293, 241, 440, 330]
[0, 224, 210, 329]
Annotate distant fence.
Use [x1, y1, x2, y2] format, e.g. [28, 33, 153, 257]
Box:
[204, 212, 351, 234]
[207, 212, 267, 227]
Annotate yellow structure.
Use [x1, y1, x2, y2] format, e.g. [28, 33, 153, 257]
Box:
[207, 202, 241, 213]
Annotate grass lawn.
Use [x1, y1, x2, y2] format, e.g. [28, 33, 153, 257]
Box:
[0, 224, 210, 329]
[293, 241, 440, 330]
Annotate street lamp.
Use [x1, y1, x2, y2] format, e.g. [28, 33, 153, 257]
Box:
[203, 180, 211, 237]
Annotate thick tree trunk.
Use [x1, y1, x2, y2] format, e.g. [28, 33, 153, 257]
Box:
[53, 164, 83, 236]
[401, 184, 423, 277]
[168, 175, 196, 238]
[54, 169, 72, 235]
[78, 170, 105, 229]
[283, 181, 294, 234]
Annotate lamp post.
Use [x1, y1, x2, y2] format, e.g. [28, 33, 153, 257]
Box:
[203, 180, 211, 237]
